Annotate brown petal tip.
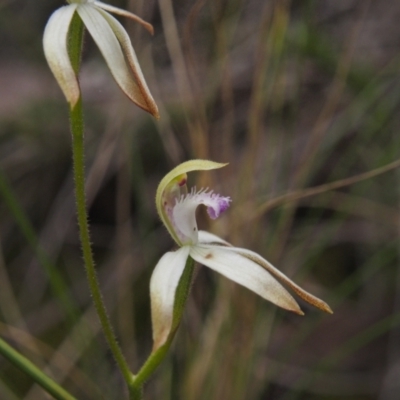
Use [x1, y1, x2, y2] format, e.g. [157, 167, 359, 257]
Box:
[152, 107, 160, 119]
[142, 21, 154, 36]
[289, 285, 333, 314]
[304, 295, 333, 314]
[319, 301, 334, 314]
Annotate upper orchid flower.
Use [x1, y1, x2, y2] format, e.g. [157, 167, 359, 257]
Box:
[43, 0, 159, 117]
[151, 160, 332, 350]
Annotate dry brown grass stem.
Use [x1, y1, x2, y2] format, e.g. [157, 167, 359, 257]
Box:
[292, 0, 372, 188]
[250, 158, 400, 220]
[158, 0, 209, 159]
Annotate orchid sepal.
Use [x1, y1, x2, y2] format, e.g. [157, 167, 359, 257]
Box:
[93, 1, 154, 34]
[43, 5, 80, 107]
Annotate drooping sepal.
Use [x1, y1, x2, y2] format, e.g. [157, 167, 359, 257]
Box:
[76, 5, 159, 117]
[94, 1, 154, 34]
[190, 245, 304, 315]
[150, 247, 196, 351]
[97, 7, 159, 117]
[43, 4, 80, 107]
[222, 246, 333, 314]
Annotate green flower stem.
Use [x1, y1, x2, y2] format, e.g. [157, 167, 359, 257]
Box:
[69, 98, 134, 389]
[132, 339, 171, 392]
[0, 337, 76, 400]
[68, 14, 134, 395]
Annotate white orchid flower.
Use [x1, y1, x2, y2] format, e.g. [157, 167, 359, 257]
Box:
[43, 0, 159, 117]
[151, 160, 332, 350]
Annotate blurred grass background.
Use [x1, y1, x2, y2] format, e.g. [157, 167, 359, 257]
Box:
[0, 0, 400, 399]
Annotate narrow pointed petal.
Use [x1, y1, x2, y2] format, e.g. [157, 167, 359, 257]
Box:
[43, 4, 80, 107]
[93, 1, 154, 34]
[150, 247, 190, 350]
[77, 5, 158, 117]
[224, 247, 333, 314]
[98, 8, 159, 118]
[190, 245, 304, 314]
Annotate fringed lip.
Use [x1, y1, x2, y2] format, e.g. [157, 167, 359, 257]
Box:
[171, 188, 231, 245]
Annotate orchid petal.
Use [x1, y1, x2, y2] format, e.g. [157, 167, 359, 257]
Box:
[190, 245, 304, 314]
[93, 1, 154, 34]
[77, 5, 157, 116]
[150, 246, 190, 350]
[98, 7, 159, 118]
[221, 246, 333, 314]
[43, 4, 80, 107]
[156, 160, 228, 246]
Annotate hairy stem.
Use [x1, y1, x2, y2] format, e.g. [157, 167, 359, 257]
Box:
[68, 14, 134, 394]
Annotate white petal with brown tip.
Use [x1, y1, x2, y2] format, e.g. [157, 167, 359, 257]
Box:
[99, 8, 159, 118]
[190, 245, 304, 315]
[77, 4, 158, 117]
[222, 246, 333, 314]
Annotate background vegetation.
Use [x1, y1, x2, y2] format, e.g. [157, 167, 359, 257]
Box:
[0, 0, 400, 398]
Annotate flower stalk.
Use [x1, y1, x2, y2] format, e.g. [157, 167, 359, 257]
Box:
[67, 13, 135, 396]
